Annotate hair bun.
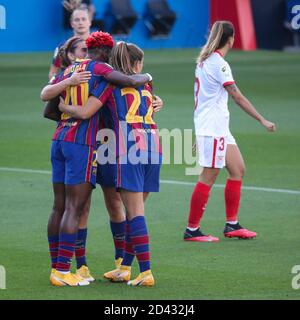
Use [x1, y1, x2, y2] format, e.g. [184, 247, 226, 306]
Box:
[86, 31, 114, 49]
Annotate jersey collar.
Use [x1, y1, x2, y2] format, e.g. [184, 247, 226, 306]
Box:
[214, 50, 224, 57]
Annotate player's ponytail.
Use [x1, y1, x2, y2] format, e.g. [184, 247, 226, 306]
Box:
[197, 21, 234, 63]
[110, 42, 132, 75]
[110, 42, 144, 75]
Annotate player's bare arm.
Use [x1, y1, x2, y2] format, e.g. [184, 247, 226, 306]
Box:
[225, 83, 276, 132]
[43, 97, 61, 121]
[105, 70, 152, 88]
[58, 96, 103, 120]
[41, 70, 91, 101]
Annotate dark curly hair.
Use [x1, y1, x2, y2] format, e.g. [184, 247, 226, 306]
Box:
[85, 31, 115, 63]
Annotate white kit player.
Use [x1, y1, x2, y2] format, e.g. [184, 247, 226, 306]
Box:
[184, 21, 276, 242]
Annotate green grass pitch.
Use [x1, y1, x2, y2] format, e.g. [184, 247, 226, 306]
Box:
[0, 49, 299, 300]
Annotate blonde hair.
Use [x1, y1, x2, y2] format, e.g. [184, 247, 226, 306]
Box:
[197, 21, 234, 63]
[63, 0, 83, 12]
[110, 42, 144, 75]
[63, 0, 90, 23]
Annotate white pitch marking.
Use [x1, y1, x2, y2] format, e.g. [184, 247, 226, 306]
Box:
[0, 167, 300, 195]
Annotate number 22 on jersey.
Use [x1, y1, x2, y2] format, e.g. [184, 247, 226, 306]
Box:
[121, 88, 155, 125]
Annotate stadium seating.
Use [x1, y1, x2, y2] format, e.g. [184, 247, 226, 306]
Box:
[143, 0, 177, 38]
[105, 0, 138, 35]
[91, 13, 105, 30]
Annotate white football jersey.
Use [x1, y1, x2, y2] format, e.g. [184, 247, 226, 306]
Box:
[194, 51, 235, 137]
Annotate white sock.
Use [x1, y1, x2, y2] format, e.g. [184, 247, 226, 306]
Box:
[58, 270, 70, 274]
[187, 227, 199, 231]
[227, 220, 238, 225]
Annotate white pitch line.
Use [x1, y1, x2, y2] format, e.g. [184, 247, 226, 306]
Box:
[0, 167, 52, 175]
[1, 167, 300, 196]
[161, 179, 300, 195]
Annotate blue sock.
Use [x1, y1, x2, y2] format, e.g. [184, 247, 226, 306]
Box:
[110, 221, 126, 260]
[129, 216, 150, 273]
[75, 228, 87, 269]
[57, 233, 77, 272]
[122, 220, 135, 267]
[48, 235, 59, 269]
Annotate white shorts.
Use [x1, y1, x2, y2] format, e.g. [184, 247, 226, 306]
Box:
[196, 133, 236, 169]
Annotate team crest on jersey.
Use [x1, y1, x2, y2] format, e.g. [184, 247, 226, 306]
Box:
[222, 66, 226, 72]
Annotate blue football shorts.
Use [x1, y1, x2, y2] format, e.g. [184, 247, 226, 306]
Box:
[116, 151, 162, 193]
[51, 140, 97, 188]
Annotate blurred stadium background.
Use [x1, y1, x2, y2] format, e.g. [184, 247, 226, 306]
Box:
[0, 0, 300, 300]
[0, 0, 299, 52]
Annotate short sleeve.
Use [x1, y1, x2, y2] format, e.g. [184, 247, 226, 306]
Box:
[91, 80, 113, 104]
[216, 62, 235, 87]
[93, 62, 114, 77]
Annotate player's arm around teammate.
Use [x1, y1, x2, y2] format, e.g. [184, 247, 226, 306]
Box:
[47, 32, 154, 287]
[58, 94, 163, 119]
[41, 70, 92, 102]
[45, 37, 96, 286]
[184, 21, 276, 243]
[59, 42, 162, 286]
[42, 37, 91, 121]
[42, 36, 153, 121]
[59, 82, 163, 279]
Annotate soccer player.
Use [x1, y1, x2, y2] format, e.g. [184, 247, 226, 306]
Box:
[184, 21, 276, 242]
[47, 36, 162, 281]
[43, 36, 94, 284]
[98, 93, 163, 280]
[58, 41, 162, 286]
[42, 31, 152, 286]
[49, 5, 91, 80]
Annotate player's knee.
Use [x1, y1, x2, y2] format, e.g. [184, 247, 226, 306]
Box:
[65, 200, 87, 218]
[81, 206, 90, 217]
[83, 201, 91, 212]
[200, 169, 219, 186]
[106, 200, 124, 219]
[237, 164, 246, 179]
[230, 165, 245, 180]
[109, 210, 125, 222]
[76, 204, 88, 218]
[52, 203, 64, 216]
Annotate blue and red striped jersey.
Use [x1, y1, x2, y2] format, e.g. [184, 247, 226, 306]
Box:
[51, 59, 113, 147]
[91, 80, 162, 156]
